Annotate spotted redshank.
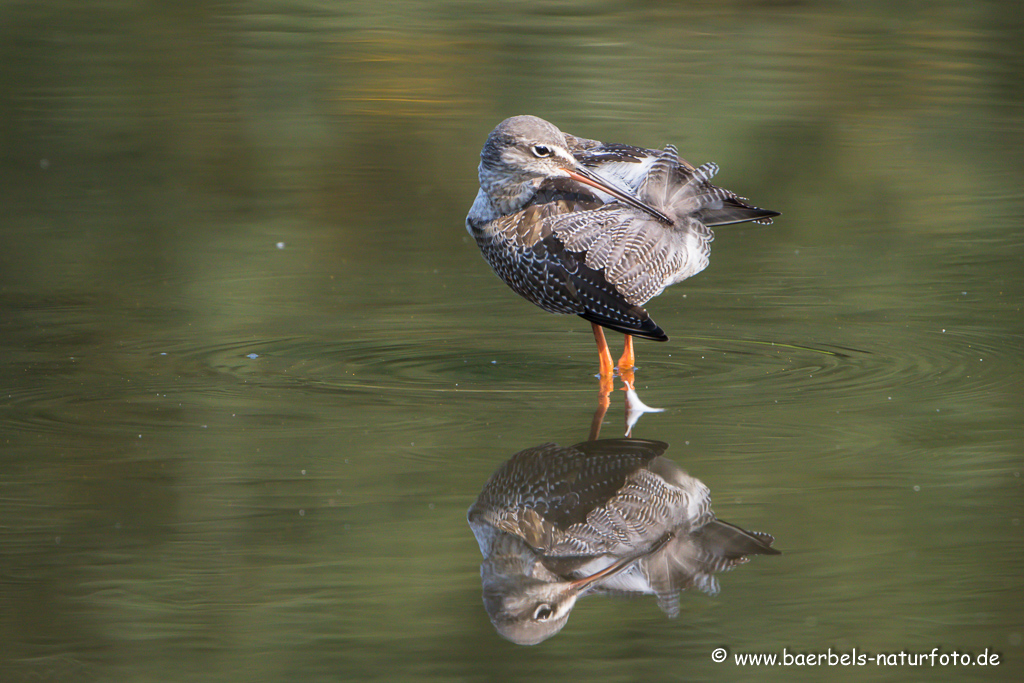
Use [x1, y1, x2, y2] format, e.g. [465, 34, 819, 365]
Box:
[468, 439, 780, 644]
[466, 115, 779, 387]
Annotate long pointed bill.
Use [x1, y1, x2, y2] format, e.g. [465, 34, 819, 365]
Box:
[568, 533, 674, 592]
[566, 167, 673, 225]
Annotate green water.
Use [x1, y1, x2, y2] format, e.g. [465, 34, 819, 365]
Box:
[1, 1, 1021, 681]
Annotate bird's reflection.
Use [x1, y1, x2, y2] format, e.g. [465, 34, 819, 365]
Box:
[468, 438, 780, 645]
[592, 374, 665, 440]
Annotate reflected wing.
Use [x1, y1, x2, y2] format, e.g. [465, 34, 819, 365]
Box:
[641, 518, 781, 617]
[468, 440, 669, 555]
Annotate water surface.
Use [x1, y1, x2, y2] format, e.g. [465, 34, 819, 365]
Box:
[1, 1, 1021, 681]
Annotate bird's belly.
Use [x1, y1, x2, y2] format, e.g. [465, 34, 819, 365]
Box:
[477, 237, 583, 316]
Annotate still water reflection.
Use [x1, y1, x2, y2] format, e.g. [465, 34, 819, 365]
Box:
[2, 0, 1023, 681]
[469, 437, 780, 644]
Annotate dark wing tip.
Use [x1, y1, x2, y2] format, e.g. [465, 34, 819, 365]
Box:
[694, 185, 781, 227]
[700, 204, 780, 227]
[560, 255, 670, 341]
[578, 311, 669, 342]
[700, 520, 782, 557]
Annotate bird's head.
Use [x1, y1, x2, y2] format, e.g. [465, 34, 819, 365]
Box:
[478, 115, 671, 223]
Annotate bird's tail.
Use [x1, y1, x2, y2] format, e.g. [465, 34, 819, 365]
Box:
[639, 147, 779, 226]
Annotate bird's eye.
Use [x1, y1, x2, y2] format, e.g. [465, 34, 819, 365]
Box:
[533, 604, 554, 621]
[531, 145, 553, 158]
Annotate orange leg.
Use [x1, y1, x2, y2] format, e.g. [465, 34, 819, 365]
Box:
[592, 323, 614, 378]
[589, 395, 609, 441]
[617, 334, 636, 390]
[590, 323, 614, 440]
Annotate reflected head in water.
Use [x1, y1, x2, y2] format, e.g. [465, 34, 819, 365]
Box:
[479, 533, 672, 645]
[468, 439, 779, 645]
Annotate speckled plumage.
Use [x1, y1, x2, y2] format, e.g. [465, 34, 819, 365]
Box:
[466, 115, 779, 341]
[467, 439, 780, 644]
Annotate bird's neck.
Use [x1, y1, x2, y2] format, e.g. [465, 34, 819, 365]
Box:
[478, 163, 539, 216]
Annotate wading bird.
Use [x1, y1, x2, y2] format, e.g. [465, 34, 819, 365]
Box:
[465, 115, 778, 390]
